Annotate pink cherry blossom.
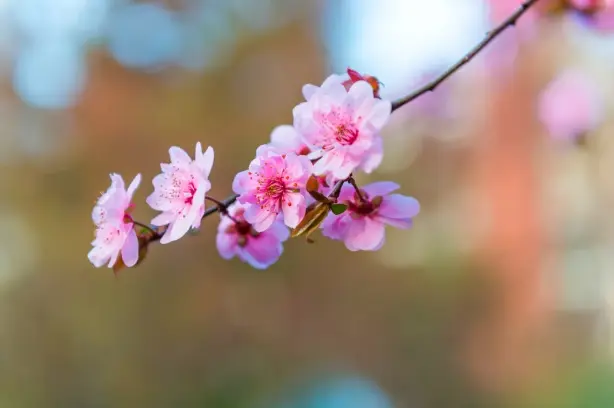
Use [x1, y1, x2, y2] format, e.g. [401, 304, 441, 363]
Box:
[538, 70, 603, 142]
[216, 202, 289, 269]
[293, 75, 391, 179]
[88, 173, 141, 268]
[259, 124, 312, 156]
[147, 142, 214, 244]
[571, 0, 614, 31]
[321, 181, 420, 251]
[233, 150, 312, 232]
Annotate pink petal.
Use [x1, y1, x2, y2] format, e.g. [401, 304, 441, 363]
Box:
[362, 181, 400, 197]
[121, 228, 139, 267]
[321, 213, 350, 240]
[378, 194, 420, 220]
[281, 192, 306, 229]
[240, 234, 283, 269]
[284, 153, 310, 181]
[245, 205, 277, 232]
[232, 170, 251, 194]
[344, 217, 386, 252]
[267, 221, 290, 242]
[169, 146, 192, 164]
[216, 231, 238, 260]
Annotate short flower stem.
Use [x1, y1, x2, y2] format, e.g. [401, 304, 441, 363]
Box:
[205, 196, 240, 224]
[348, 177, 366, 202]
[132, 220, 157, 235]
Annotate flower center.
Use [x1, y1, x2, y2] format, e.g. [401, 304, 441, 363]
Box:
[184, 181, 197, 205]
[347, 191, 382, 216]
[334, 124, 359, 145]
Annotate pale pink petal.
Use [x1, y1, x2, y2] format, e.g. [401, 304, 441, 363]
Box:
[362, 181, 400, 197]
[106, 245, 121, 268]
[361, 99, 392, 130]
[121, 228, 139, 267]
[344, 217, 385, 252]
[109, 173, 126, 191]
[270, 125, 302, 152]
[126, 173, 141, 198]
[320, 73, 346, 90]
[360, 137, 383, 173]
[347, 81, 375, 103]
[313, 151, 344, 176]
[150, 212, 175, 226]
[302, 84, 319, 101]
[169, 146, 191, 164]
[198, 146, 215, 177]
[216, 231, 237, 260]
[334, 157, 358, 180]
[281, 192, 306, 229]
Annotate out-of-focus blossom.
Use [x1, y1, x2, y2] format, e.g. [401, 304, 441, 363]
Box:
[570, 0, 614, 31]
[538, 70, 603, 142]
[321, 181, 420, 251]
[216, 202, 289, 269]
[147, 142, 214, 244]
[233, 150, 312, 232]
[294, 76, 391, 179]
[88, 174, 141, 268]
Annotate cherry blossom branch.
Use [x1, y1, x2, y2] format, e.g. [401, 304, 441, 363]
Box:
[180, 0, 541, 218]
[205, 195, 241, 223]
[390, 0, 541, 112]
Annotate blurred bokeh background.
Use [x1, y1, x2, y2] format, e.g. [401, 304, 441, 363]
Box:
[1, 0, 614, 406]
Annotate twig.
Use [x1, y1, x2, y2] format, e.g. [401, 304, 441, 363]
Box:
[205, 195, 241, 223]
[348, 177, 366, 202]
[390, 0, 541, 112]
[132, 220, 157, 235]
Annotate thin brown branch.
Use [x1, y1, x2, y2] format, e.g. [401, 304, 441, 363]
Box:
[348, 177, 366, 202]
[391, 0, 541, 112]
[205, 195, 241, 223]
[132, 220, 157, 235]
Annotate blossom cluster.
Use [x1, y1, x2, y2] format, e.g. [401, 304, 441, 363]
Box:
[88, 69, 421, 271]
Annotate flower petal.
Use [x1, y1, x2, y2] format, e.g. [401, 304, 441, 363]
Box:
[281, 192, 306, 229]
[121, 228, 139, 267]
[378, 194, 420, 220]
[344, 217, 386, 251]
[216, 231, 237, 260]
[126, 173, 141, 198]
[169, 146, 192, 164]
[362, 181, 400, 197]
